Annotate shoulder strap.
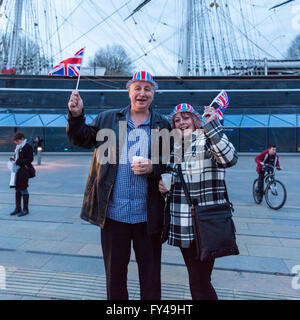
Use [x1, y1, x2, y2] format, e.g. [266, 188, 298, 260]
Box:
[177, 164, 193, 207]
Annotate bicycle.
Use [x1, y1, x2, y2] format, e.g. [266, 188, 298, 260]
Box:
[252, 164, 287, 210]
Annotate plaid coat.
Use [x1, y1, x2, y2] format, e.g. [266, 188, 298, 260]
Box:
[167, 119, 238, 248]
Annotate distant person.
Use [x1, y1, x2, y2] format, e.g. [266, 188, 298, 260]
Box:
[158, 103, 238, 300]
[255, 145, 282, 202]
[33, 136, 43, 155]
[10, 132, 34, 217]
[67, 71, 171, 300]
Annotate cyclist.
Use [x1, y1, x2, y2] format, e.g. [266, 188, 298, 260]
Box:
[255, 145, 282, 202]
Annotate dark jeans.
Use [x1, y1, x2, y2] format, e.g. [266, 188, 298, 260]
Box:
[257, 171, 265, 196]
[180, 241, 218, 300]
[101, 218, 162, 300]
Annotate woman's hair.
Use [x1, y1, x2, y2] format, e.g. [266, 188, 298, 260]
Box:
[13, 132, 25, 141]
[171, 112, 202, 129]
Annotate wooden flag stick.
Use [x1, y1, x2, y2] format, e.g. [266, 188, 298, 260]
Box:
[75, 47, 85, 92]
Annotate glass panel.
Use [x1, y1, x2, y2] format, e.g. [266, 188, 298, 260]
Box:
[223, 128, 239, 150]
[46, 115, 67, 127]
[239, 128, 267, 152]
[39, 114, 61, 126]
[0, 115, 16, 126]
[44, 127, 73, 151]
[240, 114, 269, 127]
[14, 114, 36, 125]
[0, 127, 16, 151]
[0, 113, 10, 121]
[20, 115, 44, 127]
[223, 115, 242, 127]
[86, 114, 98, 125]
[269, 114, 296, 127]
[269, 128, 296, 152]
[297, 115, 300, 127]
[297, 128, 300, 152]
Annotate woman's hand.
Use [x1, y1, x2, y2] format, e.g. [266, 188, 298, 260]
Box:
[159, 179, 169, 194]
[203, 106, 217, 123]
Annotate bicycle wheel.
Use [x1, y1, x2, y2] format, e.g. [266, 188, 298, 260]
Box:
[252, 179, 262, 204]
[265, 179, 287, 210]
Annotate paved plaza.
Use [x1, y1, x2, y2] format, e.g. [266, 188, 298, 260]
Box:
[0, 153, 299, 300]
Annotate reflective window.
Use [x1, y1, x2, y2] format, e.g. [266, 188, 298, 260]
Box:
[0, 127, 16, 151]
[223, 115, 242, 127]
[20, 115, 44, 127]
[44, 127, 72, 151]
[239, 128, 267, 152]
[45, 115, 67, 127]
[14, 114, 36, 125]
[240, 114, 269, 127]
[223, 128, 239, 150]
[269, 114, 296, 127]
[0, 115, 16, 126]
[269, 128, 296, 152]
[297, 128, 300, 152]
[40, 114, 62, 126]
[87, 114, 98, 124]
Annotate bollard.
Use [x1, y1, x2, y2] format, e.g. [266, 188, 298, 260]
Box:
[37, 147, 42, 165]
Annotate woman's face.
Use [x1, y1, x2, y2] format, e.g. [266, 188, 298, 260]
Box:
[173, 112, 196, 137]
[14, 139, 24, 146]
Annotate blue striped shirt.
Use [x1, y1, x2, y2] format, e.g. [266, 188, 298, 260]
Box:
[107, 111, 151, 224]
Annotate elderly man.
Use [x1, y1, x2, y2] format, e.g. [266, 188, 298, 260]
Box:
[67, 71, 170, 300]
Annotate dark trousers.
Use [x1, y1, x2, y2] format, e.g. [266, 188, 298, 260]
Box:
[180, 241, 218, 300]
[101, 218, 162, 300]
[257, 171, 265, 196]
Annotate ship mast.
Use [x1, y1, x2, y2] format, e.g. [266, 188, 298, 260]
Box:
[7, 0, 23, 69]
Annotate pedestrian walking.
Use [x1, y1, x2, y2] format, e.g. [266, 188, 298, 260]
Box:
[9, 132, 34, 217]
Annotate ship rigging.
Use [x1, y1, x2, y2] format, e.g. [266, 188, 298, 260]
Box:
[0, 0, 297, 76]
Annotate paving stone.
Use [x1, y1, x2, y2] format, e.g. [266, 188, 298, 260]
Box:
[247, 245, 300, 260]
[214, 255, 289, 274]
[279, 238, 300, 248]
[41, 255, 105, 275]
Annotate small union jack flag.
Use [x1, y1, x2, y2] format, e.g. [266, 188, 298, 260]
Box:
[214, 90, 229, 120]
[49, 48, 84, 77]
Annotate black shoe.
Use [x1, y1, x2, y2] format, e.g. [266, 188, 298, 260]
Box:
[10, 208, 22, 216]
[18, 194, 29, 217]
[11, 191, 22, 215]
[18, 209, 29, 217]
[257, 194, 263, 204]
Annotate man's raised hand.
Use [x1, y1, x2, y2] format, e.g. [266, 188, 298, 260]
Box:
[68, 91, 83, 117]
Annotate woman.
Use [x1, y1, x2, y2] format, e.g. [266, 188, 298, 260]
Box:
[159, 103, 238, 300]
[10, 132, 34, 217]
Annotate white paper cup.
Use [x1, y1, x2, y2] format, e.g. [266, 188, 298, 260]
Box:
[132, 156, 146, 164]
[161, 173, 172, 191]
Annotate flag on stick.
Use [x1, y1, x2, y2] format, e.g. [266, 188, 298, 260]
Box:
[49, 48, 85, 91]
[208, 90, 229, 120]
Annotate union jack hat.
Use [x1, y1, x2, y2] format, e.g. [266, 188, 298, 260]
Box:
[168, 103, 201, 120]
[126, 71, 158, 90]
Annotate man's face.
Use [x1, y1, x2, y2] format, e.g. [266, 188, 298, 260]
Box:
[269, 147, 276, 155]
[128, 81, 154, 112]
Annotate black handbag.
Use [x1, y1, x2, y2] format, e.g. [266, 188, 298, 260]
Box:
[178, 164, 239, 261]
[26, 164, 36, 178]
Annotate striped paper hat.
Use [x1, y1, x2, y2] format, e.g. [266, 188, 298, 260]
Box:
[168, 103, 201, 120]
[126, 71, 158, 90]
